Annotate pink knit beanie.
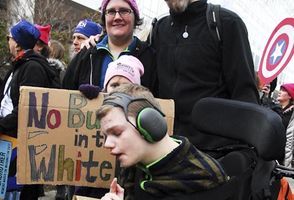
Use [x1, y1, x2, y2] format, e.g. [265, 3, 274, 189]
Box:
[281, 83, 294, 100]
[100, 0, 140, 18]
[104, 55, 144, 89]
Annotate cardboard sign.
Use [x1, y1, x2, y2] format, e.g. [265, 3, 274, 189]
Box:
[17, 87, 174, 188]
[73, 195, 100, 200]
[0, 139, 12, 198]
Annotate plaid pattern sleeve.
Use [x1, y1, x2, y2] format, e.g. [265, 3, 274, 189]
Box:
[133, 136, 228, 197]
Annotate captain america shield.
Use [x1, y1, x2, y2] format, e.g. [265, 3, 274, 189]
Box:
[258, 18, 294, 84]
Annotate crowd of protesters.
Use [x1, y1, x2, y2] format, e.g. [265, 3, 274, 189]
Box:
[0, 0, 293, 199]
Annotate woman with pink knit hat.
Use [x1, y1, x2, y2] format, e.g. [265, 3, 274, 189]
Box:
[103, 55, 144, 92]
[63, 0, 156, 101]
[277, 84, 294, 169]
[277, 83, 294, 128]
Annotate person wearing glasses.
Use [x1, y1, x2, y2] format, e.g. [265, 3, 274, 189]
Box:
[63, 0, 156, 101]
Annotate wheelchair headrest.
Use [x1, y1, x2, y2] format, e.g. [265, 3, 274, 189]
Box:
[192, 97, 285, 161]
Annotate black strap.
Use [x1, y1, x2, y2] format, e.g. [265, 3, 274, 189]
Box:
[206, 3, 222, 43]
[148, 17, 158, 46]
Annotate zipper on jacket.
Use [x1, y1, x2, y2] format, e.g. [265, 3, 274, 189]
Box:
[89, 53, 93, 85]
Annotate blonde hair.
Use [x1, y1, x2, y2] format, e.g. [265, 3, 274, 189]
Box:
[97, 83, 161, 120]
[49, 40, 65, 60]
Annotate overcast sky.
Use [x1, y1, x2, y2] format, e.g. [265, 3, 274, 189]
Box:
[72, 0, 102, 11]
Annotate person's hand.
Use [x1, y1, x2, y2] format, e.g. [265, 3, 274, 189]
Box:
[101, 178, 124, 200]
[261, 84, 270, 94]
[78, 84, 101, 100]
[80, 33, 102, 49]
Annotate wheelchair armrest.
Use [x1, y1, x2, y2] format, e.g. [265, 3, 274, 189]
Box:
[192, 97, 285, 161]
[274, 163, 294, 179]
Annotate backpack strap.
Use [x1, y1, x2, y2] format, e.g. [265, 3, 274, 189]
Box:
[148, 13, 170, 47]
[206, 3, 222, 43]
[148, 17, 158, 46]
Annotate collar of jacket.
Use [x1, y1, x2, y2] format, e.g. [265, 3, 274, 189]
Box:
[12, 49, 34, 67]
[137, 136, 186, 174]
[283, 103, 294, 113]
[170, 0, 207, 23]
[13, 49, 33, 62]
[96, 35, 109, 50]
[48, 58, 66, 72]
[96, 35, 138, 54]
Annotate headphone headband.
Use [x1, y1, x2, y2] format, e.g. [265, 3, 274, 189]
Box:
[103, 92, 165, 117]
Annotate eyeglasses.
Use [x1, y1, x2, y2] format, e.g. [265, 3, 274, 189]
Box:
[6, 35, 12, 41]
[105, 8, 133, 17]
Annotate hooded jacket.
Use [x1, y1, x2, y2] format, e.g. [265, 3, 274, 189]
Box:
[150, 0, 259, 150]
[0, 50, 56, 191]
[0, 50, 56, 137]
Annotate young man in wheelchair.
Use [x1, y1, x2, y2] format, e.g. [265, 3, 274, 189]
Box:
[97, 83, 228, 200]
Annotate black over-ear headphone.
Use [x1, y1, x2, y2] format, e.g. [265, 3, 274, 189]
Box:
[102, 92, 167, 143]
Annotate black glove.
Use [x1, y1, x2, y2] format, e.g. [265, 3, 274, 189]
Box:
[78, 84, 101, 100]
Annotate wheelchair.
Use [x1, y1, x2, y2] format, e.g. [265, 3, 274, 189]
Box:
[188, 97, 294, 200]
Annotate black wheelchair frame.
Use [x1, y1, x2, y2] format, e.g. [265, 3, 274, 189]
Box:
[191, 97, 294, 200]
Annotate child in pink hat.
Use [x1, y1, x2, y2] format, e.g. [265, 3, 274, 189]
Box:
[78, 55, 144, 98]
[103, 55, 144, 92]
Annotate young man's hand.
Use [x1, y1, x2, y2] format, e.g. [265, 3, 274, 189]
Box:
[101, 178, 124, 200]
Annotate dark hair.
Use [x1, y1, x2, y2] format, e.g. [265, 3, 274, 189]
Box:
[36, 40, 50, 58]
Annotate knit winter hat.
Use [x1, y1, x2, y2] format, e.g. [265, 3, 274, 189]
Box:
[10, 19, 40, 50]
[74, 19, 102, 38]
[281, 83, 294, 100]
[35, 24, 51, 45]
[104, 55, 144, 89]
[100, 0, 140, 18]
